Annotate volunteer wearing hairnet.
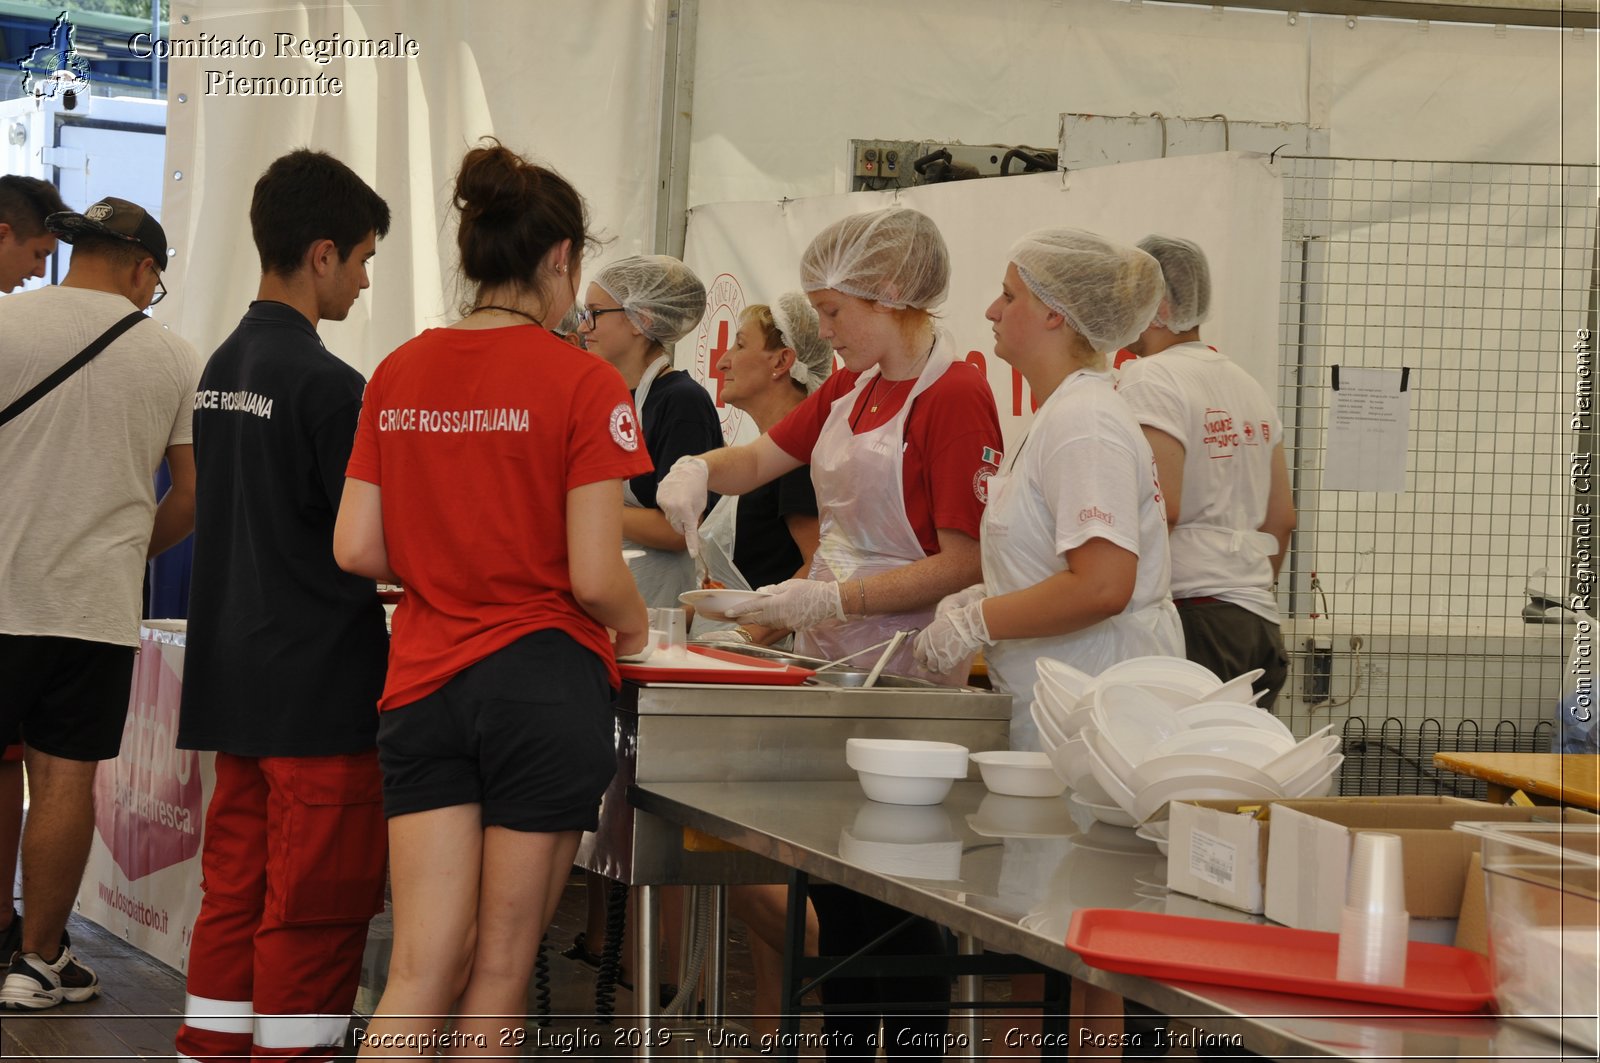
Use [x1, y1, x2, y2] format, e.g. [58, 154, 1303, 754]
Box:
[580, 255, 721, 606]
[1119, 235, 1296, 708]
[658, 208, 1003, 684]
[913, 229, 1182, 751]
[658, 208, 1002, 1055]
[695, 292, 832, 645]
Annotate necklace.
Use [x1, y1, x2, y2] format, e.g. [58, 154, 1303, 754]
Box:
[472, 304, 542, 326]
[867, 375, 913, 414]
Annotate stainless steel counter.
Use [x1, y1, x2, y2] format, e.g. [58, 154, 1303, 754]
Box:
[632, 780, 1567, 1062]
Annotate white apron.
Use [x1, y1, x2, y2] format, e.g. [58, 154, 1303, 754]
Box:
[796, 333, 968, 686]
[624, 355, 699, 608]
[982, 385, 1184, 751]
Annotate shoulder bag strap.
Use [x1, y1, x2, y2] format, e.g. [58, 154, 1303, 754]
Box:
[0, 311, 147, 430]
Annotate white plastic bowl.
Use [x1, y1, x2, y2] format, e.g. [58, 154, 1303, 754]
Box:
[1146, 725, 1294, 765]
[1036, 658, 1094, 703]
[1135, 819, 1172, 855]
[1264, 731, 1340, 785]
[845, 738, 969, 779]
[971, 750, 1068, 798]
[1196, 669, 1266, 704]
[1097, 655, 1222, 692]
[1091, 684, 1187, 767]
[1045, 735, 1095, 793]
[1079, 728, 1140, 814]
[1284, 754, 1344, 797]
[1177, 701, 1295, 740]
[1132, 773, 1282, 824]
[1130, 752, 1283, 792]
[1029, 694, 1070, 750]
[855, 770, 957, 806]
[1069, 790, 1139, 828]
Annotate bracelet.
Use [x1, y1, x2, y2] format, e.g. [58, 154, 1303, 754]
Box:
[856, 579, 868, 617]
[731, 628, 755, 644]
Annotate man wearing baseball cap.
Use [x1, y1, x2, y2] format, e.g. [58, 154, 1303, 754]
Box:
[0, 195, 200, 1010]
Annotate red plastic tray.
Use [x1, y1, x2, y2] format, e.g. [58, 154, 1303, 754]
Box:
[619, 645, 816, 686]
[1066, 909, 1494, 1013]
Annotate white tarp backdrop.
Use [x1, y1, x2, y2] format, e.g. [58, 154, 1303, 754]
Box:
[682, 153, 1284, 455]
[164, 0, 668, 372]
[159, 1, 1597, 375]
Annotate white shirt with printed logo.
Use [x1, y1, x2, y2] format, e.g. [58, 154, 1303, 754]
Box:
[982, 369, 1179, 748]
[1118, 342, 1284, 622]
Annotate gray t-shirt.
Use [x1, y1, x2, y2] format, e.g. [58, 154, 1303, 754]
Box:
[0, 286, 200, 646]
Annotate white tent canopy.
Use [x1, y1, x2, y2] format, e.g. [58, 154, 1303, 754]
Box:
[161, 0, 1596, 372]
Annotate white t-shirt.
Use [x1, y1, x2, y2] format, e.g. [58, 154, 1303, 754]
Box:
[1118, 342, 1284, 622]
[0, 287, 200, 646]
[982, 369, 1180, 749]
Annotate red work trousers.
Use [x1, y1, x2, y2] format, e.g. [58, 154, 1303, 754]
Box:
[175, 751, 387, 1063]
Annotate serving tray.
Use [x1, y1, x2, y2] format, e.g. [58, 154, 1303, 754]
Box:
[1066, 908, 1494, 1013]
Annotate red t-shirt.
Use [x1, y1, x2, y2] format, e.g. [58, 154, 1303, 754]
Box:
[767, 359, 1002, 554]
[346, 326, 653, 709]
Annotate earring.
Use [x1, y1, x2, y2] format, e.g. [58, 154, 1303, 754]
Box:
[556, 263, 567, 275]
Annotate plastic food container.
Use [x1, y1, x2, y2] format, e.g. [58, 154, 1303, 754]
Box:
[1455, 821, 1600, 1051]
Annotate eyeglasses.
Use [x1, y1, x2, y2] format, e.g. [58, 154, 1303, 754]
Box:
[149, 275, 167, 307]
[577, 306, 627, 330]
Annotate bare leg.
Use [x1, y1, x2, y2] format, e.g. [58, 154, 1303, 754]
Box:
[18, 749, 98, 958]
[730, 884, 817, 1037]
[358, 806, 482, 1059]
[448, 826, 581, 1057]
[0, 757, 22, 916]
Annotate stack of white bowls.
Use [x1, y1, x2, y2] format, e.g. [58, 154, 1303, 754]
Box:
[1031, 656, 1343, 827]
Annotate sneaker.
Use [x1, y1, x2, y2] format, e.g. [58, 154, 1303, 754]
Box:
[0, 941, 99, 1009]
[0, 910, 19, 966]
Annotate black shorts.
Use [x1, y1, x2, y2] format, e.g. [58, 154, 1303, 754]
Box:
[1175, 600, 1290, 712]
[0, 634, 138, 761]
[376, 629, 617, 832]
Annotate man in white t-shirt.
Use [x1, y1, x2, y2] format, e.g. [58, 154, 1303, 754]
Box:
[1118, 235, 1297, 708]
[0, 197, 200, 1010]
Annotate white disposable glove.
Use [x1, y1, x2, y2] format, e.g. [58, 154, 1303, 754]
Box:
[913, 590, 991, 675]
[725, 579, 844, 632]
[657, 455, 709, 557]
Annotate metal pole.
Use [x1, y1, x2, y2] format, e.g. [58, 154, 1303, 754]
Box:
[637, 883, 660, 1054]
[705, 884, 728, 1026]
[150, 0, 161, 95]
[956, 933, 985, 1057]
[652, 0, 698, 260]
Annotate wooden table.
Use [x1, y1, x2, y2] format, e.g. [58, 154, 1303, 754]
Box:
[1432, 752, 1600, 809]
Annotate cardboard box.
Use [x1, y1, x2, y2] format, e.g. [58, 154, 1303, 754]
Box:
[1264, 800, 1597, 932]
[1165, 795, 1477, 915]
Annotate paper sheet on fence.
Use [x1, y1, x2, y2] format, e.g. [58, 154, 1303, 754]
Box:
[1324, 366, 1412, 493]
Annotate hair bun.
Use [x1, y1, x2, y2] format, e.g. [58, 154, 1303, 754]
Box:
[455, 140, 533, 221]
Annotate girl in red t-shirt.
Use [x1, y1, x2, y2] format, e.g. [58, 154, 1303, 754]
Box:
[335, 141, 649, 1055]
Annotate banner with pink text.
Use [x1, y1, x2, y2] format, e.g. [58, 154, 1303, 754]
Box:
[76, 622, 213, 973]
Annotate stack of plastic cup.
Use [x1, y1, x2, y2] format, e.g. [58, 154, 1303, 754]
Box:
[1335, 831, 1410, 986]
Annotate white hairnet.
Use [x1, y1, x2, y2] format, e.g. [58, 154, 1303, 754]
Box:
[1008, 229, 1164, 354]
[770, 291, 833, 393]
[594, 255, 708, 345]
[799, 208, 949, 309]
[1138, 234, 1212, 333]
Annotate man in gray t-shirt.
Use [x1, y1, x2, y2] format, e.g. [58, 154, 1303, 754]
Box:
[0, 197, 199, 1011]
